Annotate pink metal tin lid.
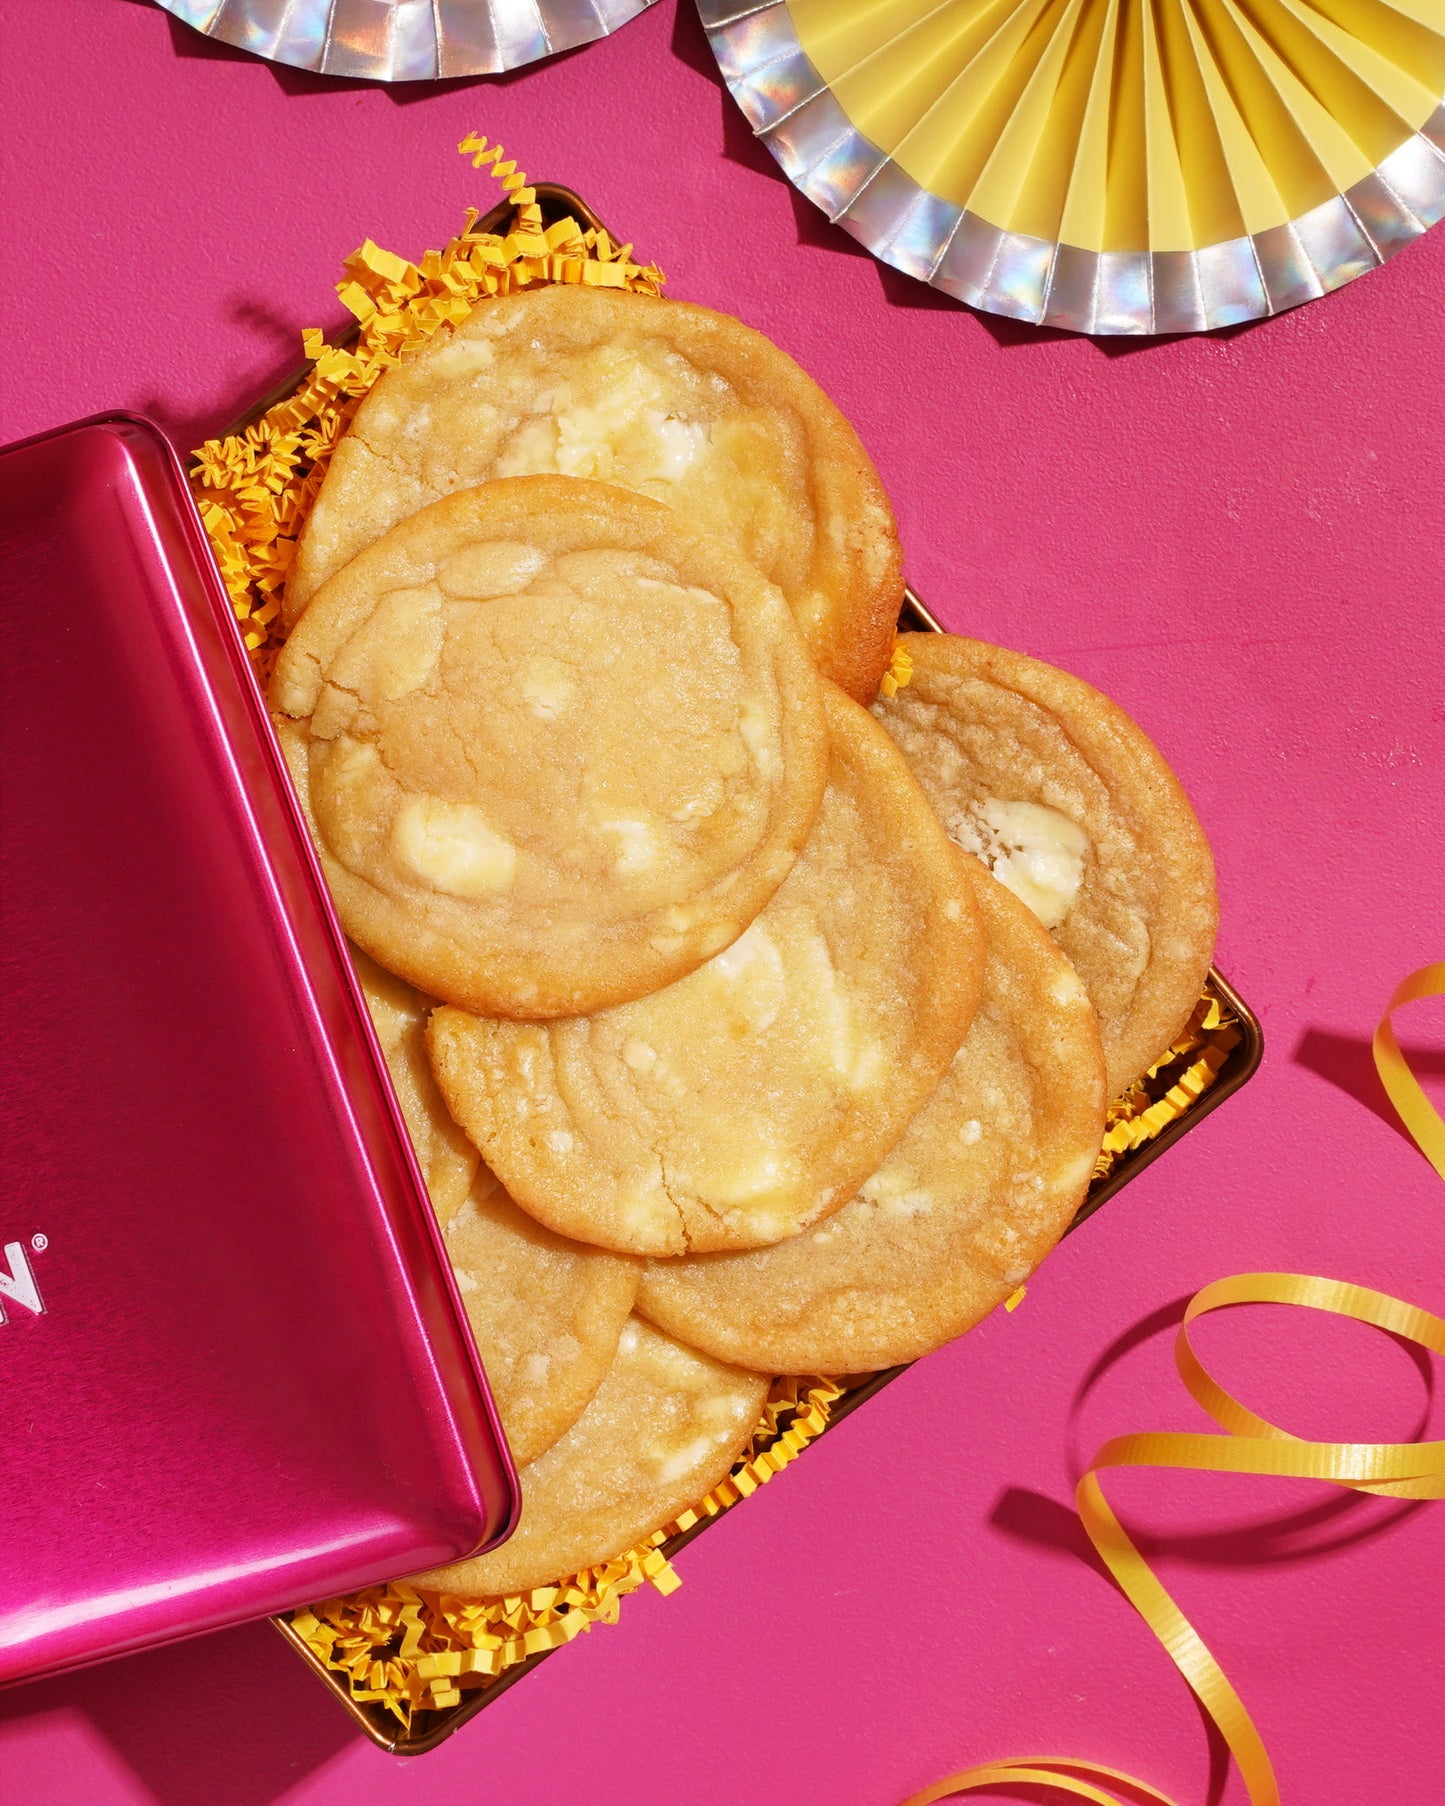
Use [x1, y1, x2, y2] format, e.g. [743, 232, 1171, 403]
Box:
[0, 415, 518, 1687]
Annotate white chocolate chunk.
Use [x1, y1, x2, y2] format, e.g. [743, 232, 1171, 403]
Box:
[489, 354, 711, 492]
[738, 701, 771, 752]
[795, 934, 863, 1083]
[737, 699, 778, 775]
[858, 1167, 933, 1216]
[552, 378, 707, 486]
[695, 1152, 785, 1207]
[646, 415, 709, 481]
[492, 416, 560, 477]
[648, 1434, 715, 1485]
[703, 922, 786, 1035]
[329, 586, 443, 705]
[425, 337, 496, 377]
[309, 681, 359, 741]
[518, 655, 578, 720]
[708, 920, 774, 979]
[600, 815, 660, 874]
[391, 796, 517, 897]
[435, 540, 546, 599]
[323, 735, 391, 809]
[1050, 967, 1088, 1008]
[951, 799, 1088, 929]
[1055, 1152, 1098, 1192]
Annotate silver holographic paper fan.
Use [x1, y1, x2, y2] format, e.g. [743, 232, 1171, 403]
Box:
[698, 0, 1445, 335]
[159, 0, 661, 81]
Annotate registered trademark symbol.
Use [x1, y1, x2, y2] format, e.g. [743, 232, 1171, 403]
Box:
[31, 1234, 48, 1252]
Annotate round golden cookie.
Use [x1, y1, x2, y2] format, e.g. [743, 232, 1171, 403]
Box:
[636, 863, 1108, 1371]
[271, 477, 829, 1019]
[350, 945, 477, 1227]
[873, 634, 1217, 1096]
[427, 683, 987, 1257]
[285, 284, 903, 701]
[408, 1317, 767, 1598]
[441, 1165, 639, 1465]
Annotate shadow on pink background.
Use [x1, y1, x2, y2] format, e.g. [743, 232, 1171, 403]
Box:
[3, 3, 1443, 1803]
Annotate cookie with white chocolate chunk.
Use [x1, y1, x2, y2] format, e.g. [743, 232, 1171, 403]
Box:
[635, 861, 1107, 1372]
[873, 634, 1216, 1095]
[270, 476, 828, 1020]
[427, 684, 986, 1257]
[285, 284, 903, 702]
[408, 1317, 767, 1599]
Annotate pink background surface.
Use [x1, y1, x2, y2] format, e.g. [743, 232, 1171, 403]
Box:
[3, 3, 1443, 1802]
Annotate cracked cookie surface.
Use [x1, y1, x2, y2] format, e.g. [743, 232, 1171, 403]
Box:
[440, 1164, 639, 1465]
[636, 863, 1107, 1371]
[350, 944, 477, 1227]
[426, 684, 987, 1257]
[271, 477, 828, 1018]
[407, 1317, 766, 1598]
[285, 284, 902, 702]
[873, 634, 1217, 1095]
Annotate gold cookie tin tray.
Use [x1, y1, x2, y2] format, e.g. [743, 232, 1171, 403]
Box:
[204, 184, 1262, 1753]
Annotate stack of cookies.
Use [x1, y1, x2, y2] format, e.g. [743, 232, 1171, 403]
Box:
[269, 284, 1217, 1599]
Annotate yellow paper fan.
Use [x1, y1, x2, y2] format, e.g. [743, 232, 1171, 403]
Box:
[701, 0, 1445, 332]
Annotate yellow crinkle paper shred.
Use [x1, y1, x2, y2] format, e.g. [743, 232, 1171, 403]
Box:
[1093, 992, 1243, 1180]
[291, 1377, 846, 1730]
[188, 135, 663, 679]
[878, 638, 914, 700]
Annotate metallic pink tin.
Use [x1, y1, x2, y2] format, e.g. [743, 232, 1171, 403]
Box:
[0, 414, 519, 1688]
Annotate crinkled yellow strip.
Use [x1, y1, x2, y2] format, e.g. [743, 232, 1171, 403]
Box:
[1094, 994, 1242, 1180]
[879, 640, 914, 699]
[189, 133, 664, 679]
[291, 1376, 846, 1729]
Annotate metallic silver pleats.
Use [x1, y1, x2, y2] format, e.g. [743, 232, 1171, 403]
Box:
[698, 1, 1445, 336]
[160, 0, 659, 80]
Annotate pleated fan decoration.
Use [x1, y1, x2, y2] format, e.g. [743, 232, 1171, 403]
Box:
[700, 0, 1445, 333]
[159, 0, 660, 80]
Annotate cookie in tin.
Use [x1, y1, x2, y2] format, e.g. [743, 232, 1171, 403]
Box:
[271, 476, 828, 1019]
[286, 284, 903, 701]
[874, 634, 1216, 1095]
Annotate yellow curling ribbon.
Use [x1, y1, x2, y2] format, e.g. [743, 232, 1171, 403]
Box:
[1373, 962, 1445, 1181]
[902, 966, 1445, 1806]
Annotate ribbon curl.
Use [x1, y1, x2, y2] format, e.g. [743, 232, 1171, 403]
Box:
[1373, 961, 1445, 1181]
[903, 964, 1445, 1806]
